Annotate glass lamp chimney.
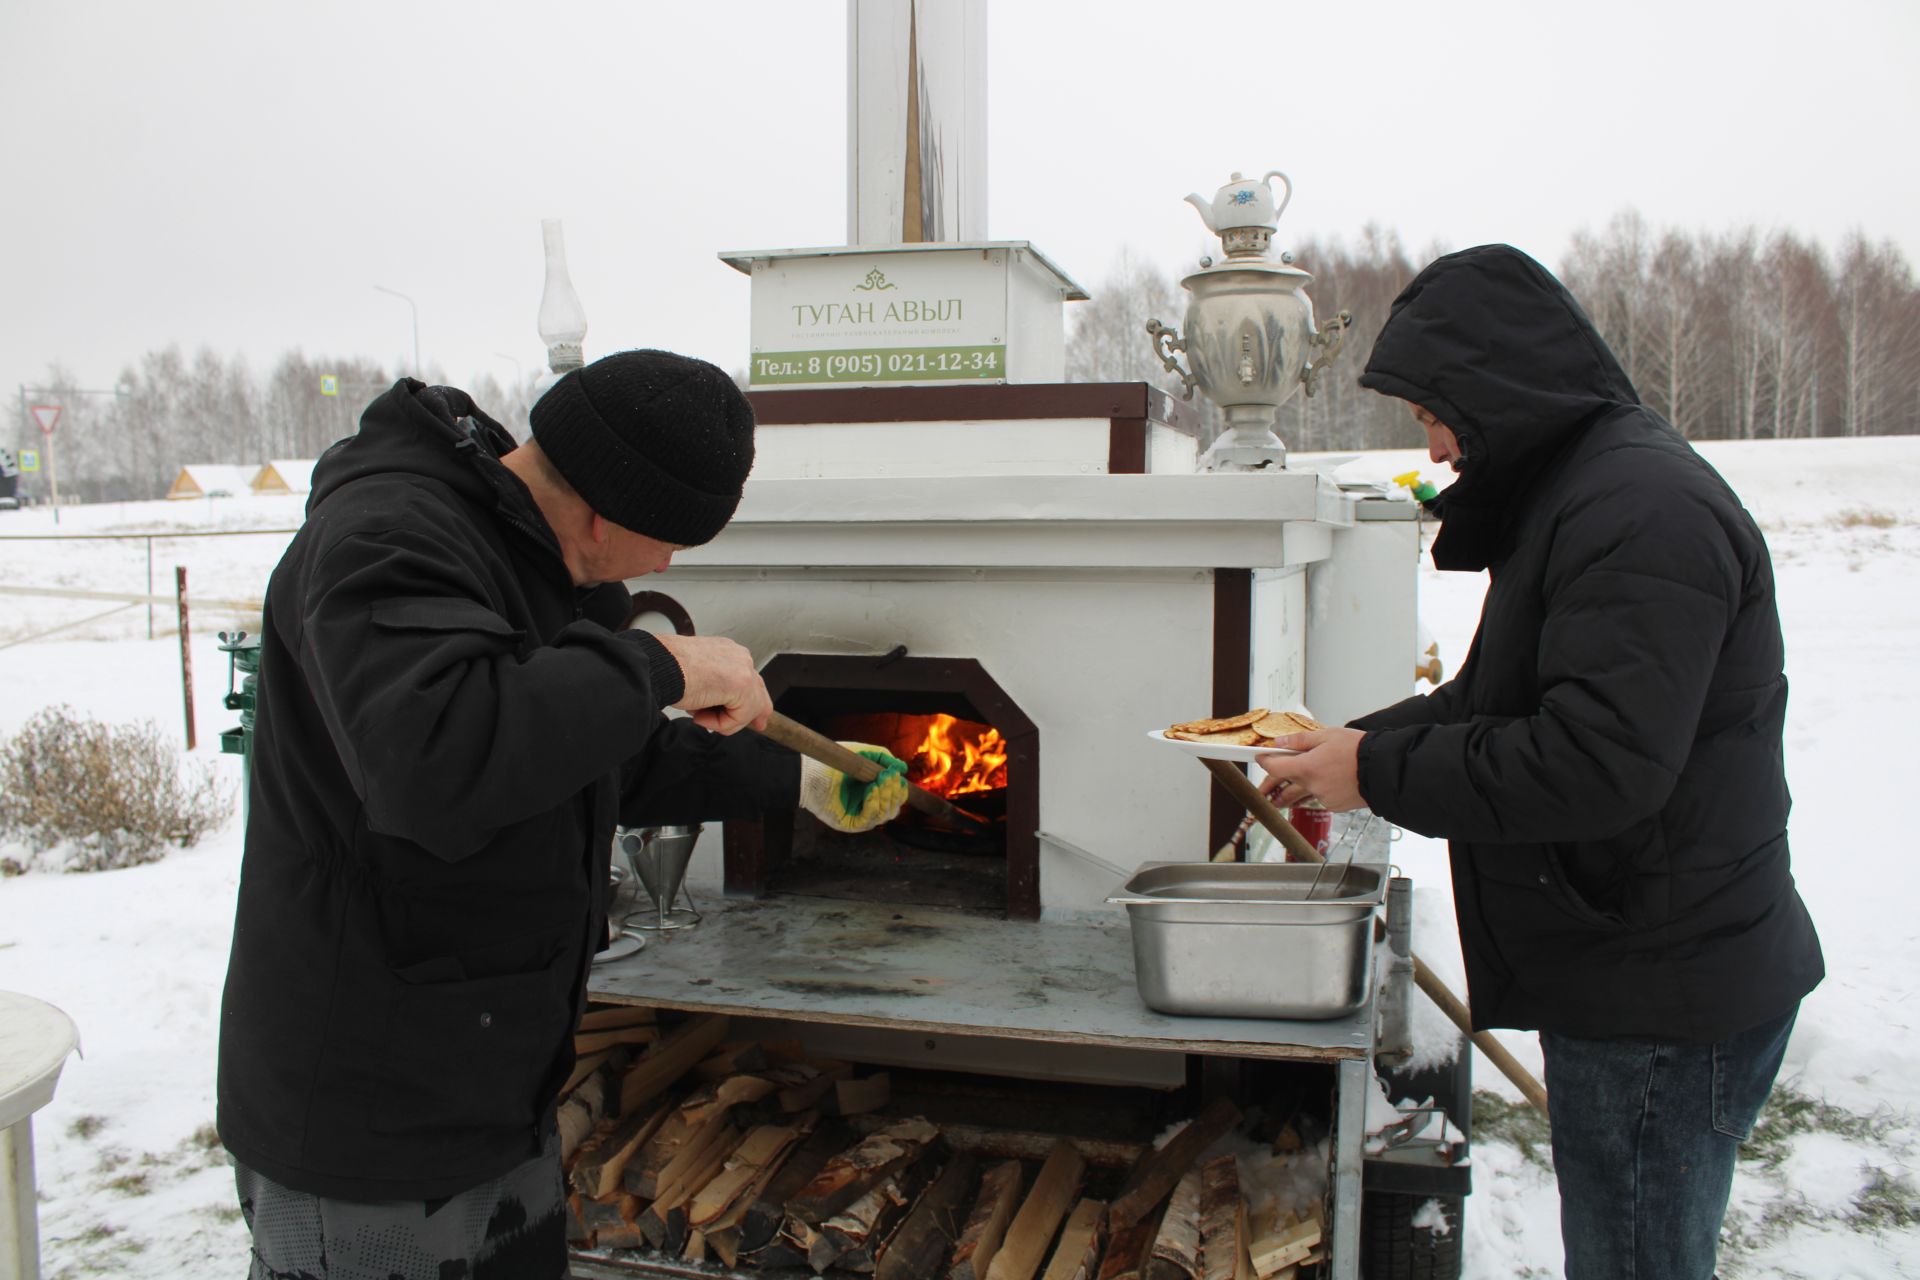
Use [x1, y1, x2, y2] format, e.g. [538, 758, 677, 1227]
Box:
[537, 218, 588, 379]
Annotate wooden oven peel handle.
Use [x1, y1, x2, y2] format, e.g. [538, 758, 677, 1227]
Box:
[1200, 756, 1550, 1113]
[755, 711, 990, 828]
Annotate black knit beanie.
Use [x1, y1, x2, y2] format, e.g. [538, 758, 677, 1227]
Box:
[529, 349, 755, 546]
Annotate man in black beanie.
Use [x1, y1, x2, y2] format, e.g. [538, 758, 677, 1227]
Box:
[218, 349, 906, 1279]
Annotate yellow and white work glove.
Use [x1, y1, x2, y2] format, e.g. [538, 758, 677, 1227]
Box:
[798, 743, 910, 833]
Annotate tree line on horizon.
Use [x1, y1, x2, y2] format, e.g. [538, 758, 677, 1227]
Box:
[8, 210, 1916, 504]
[5, 351, 540, 505]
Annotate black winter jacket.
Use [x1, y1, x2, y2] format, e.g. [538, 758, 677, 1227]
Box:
[1352, 246, 1822, 1043]
[216, 380, 797, 1200]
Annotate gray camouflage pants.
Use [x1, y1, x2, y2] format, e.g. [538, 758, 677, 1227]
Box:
[234, 1126, 566, 1280]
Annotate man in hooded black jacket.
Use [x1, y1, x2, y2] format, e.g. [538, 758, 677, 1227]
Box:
[1258, 246, 1822, 1278]
[217, 350, 906, 1280]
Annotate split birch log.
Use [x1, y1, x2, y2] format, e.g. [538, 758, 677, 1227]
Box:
[624, 1087, 719, 1198]
[694, 1040, 771, 1080]
[1108, 1098, 1242, 1230]
[823, 1071, 893, 1116]
[579, 1004, 657, 1032]
[570, 1094, 673, 1198]
[561, 1049, 614, 1102]
[580, 1190, 642, 1250]
[636, 1115, 741, 1246]
[786, 1116, 941, 1225]
[620, 1012, 730, 1116]
[876, 1151, 981, 1280]
[575, 1023, 660, 1055]
[624, 1073, 776, 1198]
[1197, 1156, 1242, 1280]
[814, 1142, 944, 1273]
[640, 1120, 746, 1252]
[687, 1121, 809, 1228]
[849, 1113, 1146, 1170]
[682, 1229, 707, 1262]
[1143, 1166, 1203, 1280]
[1248, 1214, 1320, 1278]
[1039, 1199, 1108, 1280]
[740, 1121, 858, 1253]
[558, 1063, 615, 1163]
[564, 1193, 591, 1245]
[742, 1226, 811, 1271]
[707, 1227, 745, 1268]
[948, 1158, 1024, 1280]
[777, 1059, 855, 1111]
[1232, 1201, 1254, 1280]
[1096, 1202, 1166, 1280]
[700, 1119, 817, 1267]
[986, 1139, 1087, 1280]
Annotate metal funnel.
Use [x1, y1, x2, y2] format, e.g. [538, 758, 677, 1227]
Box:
[623, 824, 703, 931]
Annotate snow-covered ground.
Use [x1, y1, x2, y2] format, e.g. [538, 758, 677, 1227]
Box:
[3, 437, 1918, 1277]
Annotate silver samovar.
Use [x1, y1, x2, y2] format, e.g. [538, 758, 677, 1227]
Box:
[1147, 171, 1352, 471]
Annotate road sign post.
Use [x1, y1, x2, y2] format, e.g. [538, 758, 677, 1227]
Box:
[29, 404, 62, 521]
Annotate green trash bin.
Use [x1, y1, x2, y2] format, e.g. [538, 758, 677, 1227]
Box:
[218, 631, 262, 816]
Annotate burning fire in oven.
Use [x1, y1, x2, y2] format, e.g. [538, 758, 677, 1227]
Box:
[827, 712, 1008, 801]
[909, 713, 1008, 799]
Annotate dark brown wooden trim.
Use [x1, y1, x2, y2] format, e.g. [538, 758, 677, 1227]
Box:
[745, 382, 1197, 436]
[725, 653, 1041, 920]
[625, 590, 695, 636]
[1107, 417, 1148, 474]
[722, 815, 766, 898]
[1209, 569, 1253, 856]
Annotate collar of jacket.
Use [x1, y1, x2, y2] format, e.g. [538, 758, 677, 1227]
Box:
[308, 378, 584, 591]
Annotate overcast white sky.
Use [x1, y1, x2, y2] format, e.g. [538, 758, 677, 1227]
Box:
[3, 0, 1916, 415]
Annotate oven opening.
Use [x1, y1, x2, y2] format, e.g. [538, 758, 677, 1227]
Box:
[724, 655, 1039, 919]
[780, 691, 1008, 913]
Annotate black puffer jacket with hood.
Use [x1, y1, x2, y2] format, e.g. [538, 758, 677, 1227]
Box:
[1351, 245, 1822, 1043]
[217, 380, 797, 1201]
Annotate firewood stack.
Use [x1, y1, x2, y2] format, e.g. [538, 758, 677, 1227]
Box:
[561, 1007, 1328, 1277]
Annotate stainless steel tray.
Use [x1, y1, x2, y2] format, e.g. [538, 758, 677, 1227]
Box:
[1106, 861, 1384, 1020]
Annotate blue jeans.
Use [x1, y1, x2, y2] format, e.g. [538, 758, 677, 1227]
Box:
[1539, 1005, 1796, 1280]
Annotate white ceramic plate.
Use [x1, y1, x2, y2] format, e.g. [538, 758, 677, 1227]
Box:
[1146, 729, 1299, 763]
[592, 931, 647, 964]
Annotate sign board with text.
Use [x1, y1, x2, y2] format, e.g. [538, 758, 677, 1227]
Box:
[722, 242, 1086, 390]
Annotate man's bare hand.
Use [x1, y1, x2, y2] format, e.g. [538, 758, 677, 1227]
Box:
[1256, 727, 1368, 812]
[652, 632, 772, 735]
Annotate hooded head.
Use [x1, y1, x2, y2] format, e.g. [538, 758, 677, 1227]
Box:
[1359, 244, 1637, 569]
[530, 349, 755, 547]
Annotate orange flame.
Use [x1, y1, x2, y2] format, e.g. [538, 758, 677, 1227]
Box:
[909, 713, 1009, 799]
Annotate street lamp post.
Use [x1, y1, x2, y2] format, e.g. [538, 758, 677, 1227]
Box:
[373, 285, 421, 375]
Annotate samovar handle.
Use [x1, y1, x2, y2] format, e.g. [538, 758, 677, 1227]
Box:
[1145, 318, 1199, 401]
[1263, 170, 1294, 224]
[1300, 310, 1354, 397]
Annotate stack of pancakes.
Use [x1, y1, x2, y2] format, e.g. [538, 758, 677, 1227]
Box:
[1163, 708, 1325, 746]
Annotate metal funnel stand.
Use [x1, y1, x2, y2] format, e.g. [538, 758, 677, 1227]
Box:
[622, 824, 703, 932]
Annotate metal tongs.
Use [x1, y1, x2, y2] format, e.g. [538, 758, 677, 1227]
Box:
[1301, 810, 1381, 901]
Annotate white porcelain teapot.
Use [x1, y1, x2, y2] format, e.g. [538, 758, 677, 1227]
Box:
[1185, 170, 1294, 234]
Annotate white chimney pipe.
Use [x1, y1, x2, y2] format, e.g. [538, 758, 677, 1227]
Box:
[846, 0, 987, 245]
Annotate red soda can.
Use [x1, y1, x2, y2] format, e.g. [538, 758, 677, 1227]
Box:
[1289, 803, 1333, 859]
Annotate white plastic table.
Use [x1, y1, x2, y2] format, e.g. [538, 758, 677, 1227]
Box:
[0, 992, 80, 1280]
